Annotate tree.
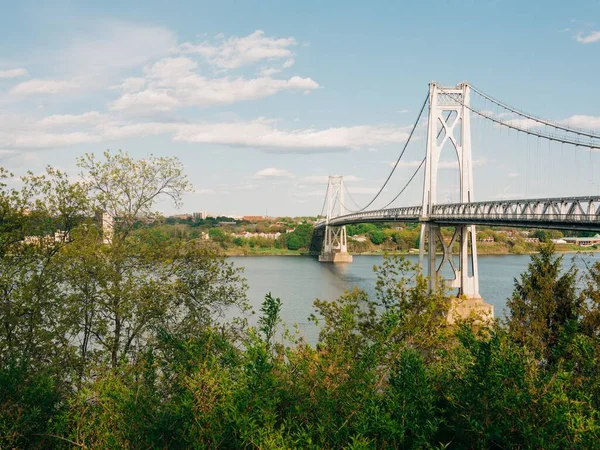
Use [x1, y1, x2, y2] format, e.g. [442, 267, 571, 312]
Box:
[506, 243, 581, 361]
[77, 150, 191, 239]
[286, 233, 302, 250]
[0, 167, 89, 375]
[208, 227, 226, 242]
[368, 229, 386, 245]
[0, 152, 247, 376]
[285, 223, 313, 250]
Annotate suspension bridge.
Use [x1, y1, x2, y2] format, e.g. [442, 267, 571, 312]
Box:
[311, 82, 600, 320]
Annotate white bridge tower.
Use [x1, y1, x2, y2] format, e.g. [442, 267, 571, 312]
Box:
[419, 83, 492, 321]
[319, 176, 353, 263]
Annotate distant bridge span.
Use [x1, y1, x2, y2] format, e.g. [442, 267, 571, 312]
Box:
[315, 196, 600, 232]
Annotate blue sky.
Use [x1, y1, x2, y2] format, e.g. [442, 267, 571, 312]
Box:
[1, 0, 599, 216]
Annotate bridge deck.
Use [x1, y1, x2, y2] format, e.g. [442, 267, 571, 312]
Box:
[315, 196, 600, 232]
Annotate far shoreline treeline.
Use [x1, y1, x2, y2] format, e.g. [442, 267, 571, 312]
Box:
[151, 213, 600, 257]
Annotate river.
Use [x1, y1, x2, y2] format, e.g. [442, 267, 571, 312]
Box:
[229, 252, 600, 343]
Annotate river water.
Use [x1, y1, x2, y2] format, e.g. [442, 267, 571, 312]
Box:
[229, 253, 600, 343]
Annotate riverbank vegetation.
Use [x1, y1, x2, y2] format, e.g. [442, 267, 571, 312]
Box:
[151, 213, 597, 256]
[3, 152, 600, 448]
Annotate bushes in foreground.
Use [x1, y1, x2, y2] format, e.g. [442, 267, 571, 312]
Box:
[3, 249, 600, 448]
[2, 151, 600, 448]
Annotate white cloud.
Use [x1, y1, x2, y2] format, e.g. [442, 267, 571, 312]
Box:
[347, 187, 387, 195]
[259, 67, 281, 76]
[0, 68, 27, 79]
[110, 57, 319, 112]
[10, 79, 79, 95]
[175, 120, 410, 151]
[11, 132, 98, 149]
[37, 111, 106, 127]
[253, 167, 295, 179]
[112, 77, 146, 92]
[0, 109, 410, 154]
[502, 118, 541, 129]
[560, 115, 600, 130]
[178, 30, 296, 69]
[195, 188, 216, 195]
[111, 90, 180, 112]
[59, 22, 177, 78]
[477, 109, 495, 118]
[302, 175, 363, 184]
[576, 31, 600, 44]
[293, 189, 328, 198]
[395, 160, 422, 168]
[393, 158, 487, 169]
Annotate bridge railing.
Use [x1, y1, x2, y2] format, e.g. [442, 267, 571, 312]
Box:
[315, 206, 422, 228]
[314, 197, 600, 230]
[431, 197, 600, 225]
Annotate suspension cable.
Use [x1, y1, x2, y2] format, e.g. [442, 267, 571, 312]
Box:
[469, 84, 600, 140]
[338, 106, 447, 215]
[343, 184, 362, 211]
[348, 91, 430, 212]
[438, 87, 600, 150]
[317, 182, 329, 219]
[380, 157, 425, 209]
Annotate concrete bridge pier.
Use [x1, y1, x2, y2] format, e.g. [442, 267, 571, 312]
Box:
[419, 222, 493, 324]
[319, 225, 353, 263]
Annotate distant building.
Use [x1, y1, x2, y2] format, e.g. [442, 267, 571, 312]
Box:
[551, 238, 568, 244]
[523, 237, 540, 243]
[95, 210, 113, 245]
[243, 216, 265, 222]
[562, 234, 600, 247]
[54, 230, 69, 242]
[480, 236, 494, 243]
[23, 230, 70, 246]
[232, 231, 281, 239]
[200, 232, 210, 240]
[193, 211, 208, 221]
[497, 230, 517, 238]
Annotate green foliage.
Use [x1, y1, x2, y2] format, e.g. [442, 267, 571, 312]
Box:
[208, 227, 226, 241]
[286, 232, 303, 250]
[285, 223, 313, 250]
[77, 150, 191, 237]
[5, 153, 600, 448]
[258, 293, 282, 349]
[368, 228, 386, 245]
[506, 243, 581, 361]
[533, 229, 564, 243]
[346, 223, 379, 236]
[0, 364, 62, 449]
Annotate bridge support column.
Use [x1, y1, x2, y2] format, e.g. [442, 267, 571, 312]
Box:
[420, 82, 492, 323]
[419, 222, 492, 323]
[319, 225, 353, 263]
[319, 175, 353, 263]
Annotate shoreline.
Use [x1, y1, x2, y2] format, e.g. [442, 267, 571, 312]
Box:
[223, 248, 600, 257]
